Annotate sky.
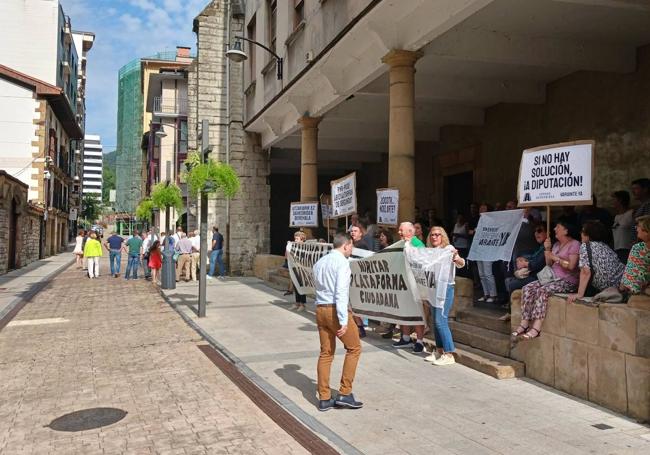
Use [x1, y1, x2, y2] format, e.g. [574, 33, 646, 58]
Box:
[60, 0, 209, 153]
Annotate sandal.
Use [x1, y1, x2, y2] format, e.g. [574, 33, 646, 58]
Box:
[511, 325, 528, 337]
[521, 328, 541, 340]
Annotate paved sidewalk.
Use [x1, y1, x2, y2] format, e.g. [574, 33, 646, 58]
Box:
[0, 248, 74, 322]
[0, 257, 309, 455]
[165, 278, 650, 455]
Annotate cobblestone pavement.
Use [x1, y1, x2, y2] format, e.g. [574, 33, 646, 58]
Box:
[0, 258, 309, 455]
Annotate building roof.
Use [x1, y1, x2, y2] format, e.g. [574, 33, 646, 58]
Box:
[0, 64, 83, 139]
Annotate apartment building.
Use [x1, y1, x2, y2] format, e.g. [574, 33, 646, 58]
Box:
[115, 48, 193, 216]
[82, 135, 103, 197]
[0, 0, 90, 258]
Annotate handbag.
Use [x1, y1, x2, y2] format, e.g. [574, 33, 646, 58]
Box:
[173, 252, 180, 262]
[537, 265, 557, 285]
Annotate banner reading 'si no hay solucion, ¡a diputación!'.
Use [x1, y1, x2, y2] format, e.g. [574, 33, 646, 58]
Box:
[518, 141, 594, 207]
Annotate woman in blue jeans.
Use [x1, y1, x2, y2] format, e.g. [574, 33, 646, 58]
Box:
[425, 226, 466, 366]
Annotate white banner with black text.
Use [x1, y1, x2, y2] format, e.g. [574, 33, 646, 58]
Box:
[467, 209, 524, 262]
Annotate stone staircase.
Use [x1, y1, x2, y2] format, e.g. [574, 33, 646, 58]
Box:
[266, 267, 291, 291]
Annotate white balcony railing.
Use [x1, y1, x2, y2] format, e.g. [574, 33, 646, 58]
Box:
[153, 96, 188, 116]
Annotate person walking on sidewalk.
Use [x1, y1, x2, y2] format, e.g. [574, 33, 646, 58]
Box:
[148, 240, 163, 286]
[209, 226, 225, 278]
[104, 231, 125, 277]
[312, 232, 363, 412]
[124, 230, 143, 280]
[83, 232, 103, 279]
[190, 229, 200, 281]
[73, 229, 84, 269]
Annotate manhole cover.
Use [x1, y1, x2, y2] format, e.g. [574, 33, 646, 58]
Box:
[47, 407, 127, 432]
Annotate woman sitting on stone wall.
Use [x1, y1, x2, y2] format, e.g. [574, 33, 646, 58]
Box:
[567, 221, 625, 304]
[513, 221, 580, 340]
[620, 215, 650, 295]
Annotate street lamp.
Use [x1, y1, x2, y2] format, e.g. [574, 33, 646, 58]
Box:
[155, 126, 168, 139]
[226, 35, 283, 80]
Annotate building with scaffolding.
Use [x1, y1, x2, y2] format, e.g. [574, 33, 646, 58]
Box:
[115, 58, 144, 214]
[115, 49, 194, 217]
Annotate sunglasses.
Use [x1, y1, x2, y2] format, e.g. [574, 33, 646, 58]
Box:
[535, 228, 545, 233]
[430, 233, 442, 237]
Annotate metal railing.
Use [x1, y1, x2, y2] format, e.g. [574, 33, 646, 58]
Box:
[153, 96, 188, 115]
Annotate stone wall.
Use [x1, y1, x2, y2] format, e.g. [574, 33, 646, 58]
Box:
[510, 291, 650, 423]
[438, 45, 650, 210]
[191, 0, 271, 275]
[0, 172, 42, 274]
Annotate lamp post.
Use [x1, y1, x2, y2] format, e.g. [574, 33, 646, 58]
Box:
[226, 36, 283, 80]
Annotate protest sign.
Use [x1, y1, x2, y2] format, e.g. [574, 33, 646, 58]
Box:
[331, 172, 357, 218]
[289, 202, 319, 227]
[286, 241, 332, 295]
[349, 241, 425, 325]
[403, 244, 454, 308]
[467, 209, 524, 262]
[376, 188, 399, 227]
[321, 203, 332, 222]
[518, 141, 594, 207]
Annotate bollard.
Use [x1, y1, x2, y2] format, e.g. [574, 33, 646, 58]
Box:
[161, 247, 176, 290]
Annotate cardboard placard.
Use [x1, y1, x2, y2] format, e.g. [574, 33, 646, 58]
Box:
[289, 202, 319, 227]
[518, 140, 594, 207]
[331, 172, 357, 218]
[376, 188, 399, 227]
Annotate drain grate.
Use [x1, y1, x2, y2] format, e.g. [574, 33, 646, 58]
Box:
[47, 407, 127, 432]
[592, 423, 614, 430]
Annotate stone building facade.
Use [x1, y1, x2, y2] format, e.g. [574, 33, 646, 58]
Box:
[0, 171, 42, 274]
[189, 1, 270, 275]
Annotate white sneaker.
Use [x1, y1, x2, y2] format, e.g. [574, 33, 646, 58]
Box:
[206, 275, 214, 280]
[432, 353, 456, 366]
[424, 352, 441, 363]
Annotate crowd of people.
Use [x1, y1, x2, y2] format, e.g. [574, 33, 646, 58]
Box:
[72, 225, 227, 285]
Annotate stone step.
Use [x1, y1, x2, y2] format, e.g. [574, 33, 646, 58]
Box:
[456, 307, 511, 335]
[449, 320, 511, 357]
[267, 271, 290, 291]
[418, 337, 524, 379]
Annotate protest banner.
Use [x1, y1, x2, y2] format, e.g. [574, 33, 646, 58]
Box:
[349, 241, 425, 325]
[518, 141, 594, 207]
[289, 202, 319, 228]
[286, 241, 332, 295]
[331, 172, 357, 218]
[376, 188, 399, 227]
[403, 244, 454, 308]
[467, 209, 524, 262]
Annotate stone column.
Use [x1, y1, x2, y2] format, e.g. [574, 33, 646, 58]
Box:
[382, 50, 422, 223]
[298, 116, 321, 238]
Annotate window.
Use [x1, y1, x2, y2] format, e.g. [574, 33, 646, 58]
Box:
[294, 0, 304, 29]
[247, 16, 256, 80]
[267, 0, 277, 55]
[179, 120, 188, 155]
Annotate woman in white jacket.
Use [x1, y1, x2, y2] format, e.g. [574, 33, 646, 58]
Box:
[425, 226, 466, 366]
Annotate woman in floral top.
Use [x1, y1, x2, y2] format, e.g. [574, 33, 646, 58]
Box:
[620, 215, 649, 295]
[567, 221, 624, 303]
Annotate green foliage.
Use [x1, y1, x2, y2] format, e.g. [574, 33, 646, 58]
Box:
[184, 155, 240, 198]
[135, 198, 154, 221]
[150, 182, 183, 211]
[102, 165, 116, 204]
[81, 193, 102, 222]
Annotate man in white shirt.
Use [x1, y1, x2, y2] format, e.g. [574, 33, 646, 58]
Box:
[141, 229, 159, 280]
[190, 229, 201, 281]
[312, 232, 362, 412]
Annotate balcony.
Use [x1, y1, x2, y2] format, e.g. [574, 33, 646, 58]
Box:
[153, 96, 188, 116]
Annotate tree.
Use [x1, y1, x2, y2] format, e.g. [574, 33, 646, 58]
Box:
[81, 193, 102, 223]
[150, 182, 183, 232]
[135, 198, 154, 222]
[102, 166, 116, 204]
